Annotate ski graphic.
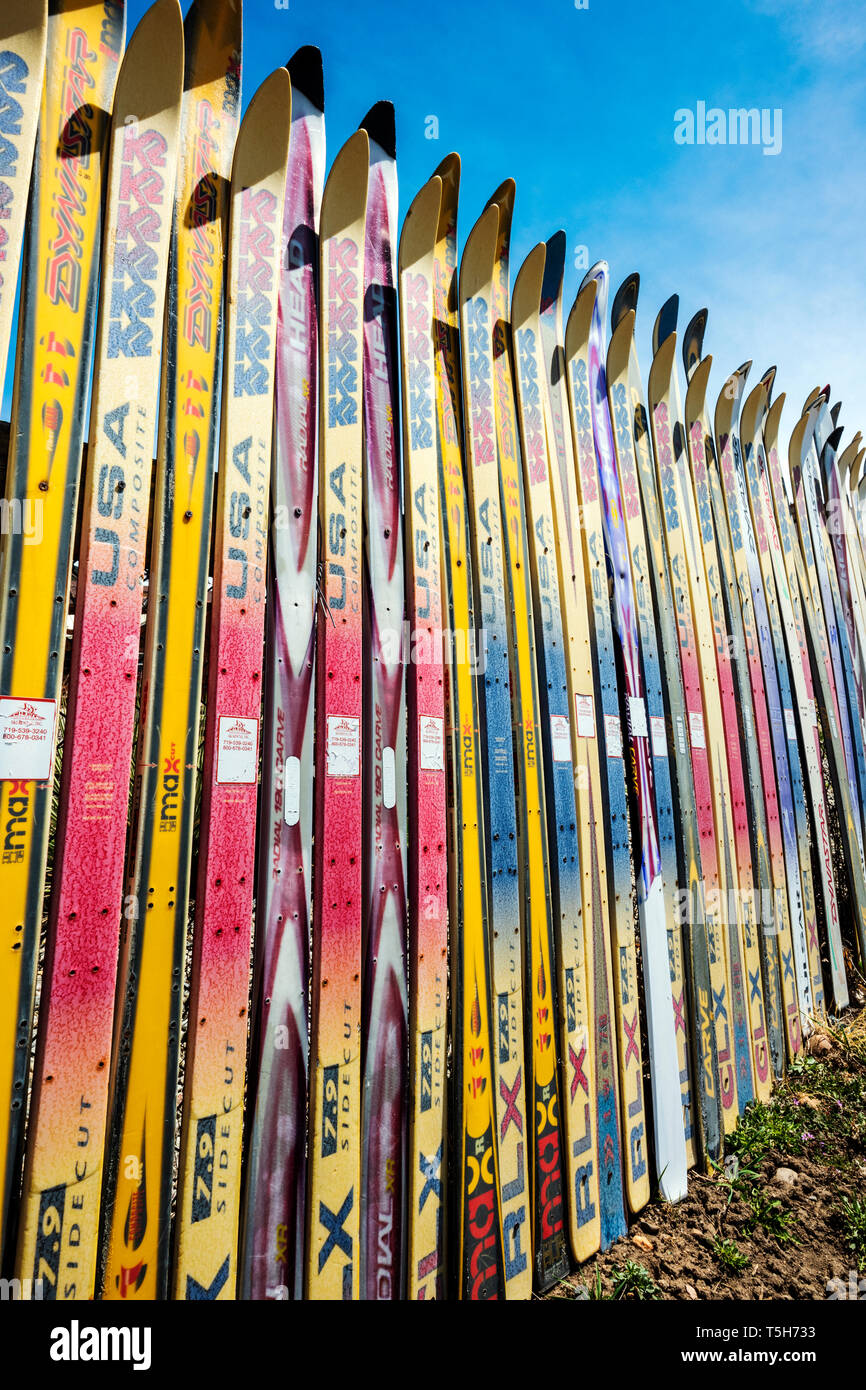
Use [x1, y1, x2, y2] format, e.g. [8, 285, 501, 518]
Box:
[241, 44, 324, 1302]
[541, 233, 625, 1250]
[398, 174, 448, 1300]
[0, 0, 124, 1264]
[305, 127, 368, 1302]
[13, 0, 181, 1301]
[648, 329, 742, 1129]
[683, 347, 779, 1093]
[487, 186, 567, 1289]
[173, 67, 290, 1303]
[565, 279, 649, 1213]
[358, 100, 408, 1302]
[582, 264, 686, 1201]
[0, 0, 47, 388]
[761, 394, 850, 1005]
[100, 0, 241, 1300]
[512, 242, 598, 1265]
[433, 154, 504, 1299]
[741, 380, 827, 1017]
[714, 367, 803, 1060]
[608, 283, 715, 1167]
[459, 204, 530, 1297]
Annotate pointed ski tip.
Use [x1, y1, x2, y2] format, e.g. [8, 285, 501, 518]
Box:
[287, 45, 324, 111]
[760, 364, 777, 405]
[611, 273, 640, 332]
[579, 260, 609, 295]
[545, 229, 567, 259]
[828, 425, 844, 452]
[682, 308, 708, 381]
[831, 400, 842, 427]
[652, 294, 679, 356]
[485, 177, 515, 209]
[360, 100, 396, 158]
[433, 151, 460, 187]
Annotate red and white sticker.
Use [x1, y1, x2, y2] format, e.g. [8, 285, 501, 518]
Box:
[550, 714, 572, 762]
[382, 746, 396, 809]
[627, 695, 648, 739]
[688, 709, 706, 750]
[284, 756, 301, 826]
[419, 716, 444, 771]
[216, 716, 259, 785]
[0, 697, 57, 781]
[575, 693, 595, 739]
[650, 715, 668, 760]
[327, 715, 360, 777]
[604, 713, 623, 758]
[784, 708, 797, 741]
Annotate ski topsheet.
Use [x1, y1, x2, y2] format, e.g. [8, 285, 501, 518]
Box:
[512, 243, 592, 1268]
[0, 0, 47, 389]
[566, 280, 649, 1216]
[358, 100, 408, 1303]
[173, 68, 290, 1302]
[240, 44, 324, 1304]
[608, 285, 714, 1168]
[541, 233, 624, 1252]
[100, 0, 241, 1300]
[683, 350, 778, 1095]
[398, 174, 448, 1300]
[459, 204, 530, 1298]
[433, 156, 504, 1301]
[0, 0, 124, 1263]
[305, 127, 368, 1302]
[13, 0, 181, 1300]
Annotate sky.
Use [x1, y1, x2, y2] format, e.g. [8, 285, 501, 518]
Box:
[4, 0, 864, 457]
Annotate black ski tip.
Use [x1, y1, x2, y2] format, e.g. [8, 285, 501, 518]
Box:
[831, 400, 842, 427]
[828, 425, 844, 452]
[360, 100, 396, 158]
[287, 46, 324, 111]
[682, 308, 708, 380]
[760, 365, 776, 404]
[612, 273, 639, 333]
[541, 231, 566, 308]
[653, 294, 678, 356]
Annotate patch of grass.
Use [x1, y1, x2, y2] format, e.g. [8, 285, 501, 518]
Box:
[609, 1259, 661, 1301]
[744, 1188, 799, 1245]
[727, 1097, 807, 1168]
[712, 1236, 749, 1272]
[838, 1195, 866, 1273]
[587, 1263, 608, 1301]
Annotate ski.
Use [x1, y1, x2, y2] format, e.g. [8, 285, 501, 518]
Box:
[433, 154, 504, 1300]
[714, 367, 803, 1059]
[0, 0, 47, 387]
[648, 328, 744, 1127]
[608, 281, 716, 1168]
[541, 233, 625, 1250]
[100, 0, 241, 1300]
[305, 127, 368, 1301]
[683, 345, 781, 1091]
[398, 173, 448, 1300]
[12, 0, 181, 1300]
[172, 69, 289, 1302]
[565, 278, 649, 1214]
[740, 380, 828, 1016]
[581, 263, 686, 1200]
[487, 185, 568, 1288]
[459, 203, 530, 1297]
[0, 0, 124, 1264]
[358, 99, 408, 1302]
[240, 44, 324, 1303]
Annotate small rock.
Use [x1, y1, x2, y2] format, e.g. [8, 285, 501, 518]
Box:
[806, 1033, 832, 1057]
[685, 1284, 699, 1300]
[772, 1166, 799, 1188]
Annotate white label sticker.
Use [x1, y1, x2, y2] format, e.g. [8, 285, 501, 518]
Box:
[419, 715, 445, 772]
[216, 716, 259, 785]
[743, 705, 755, 743]
[327, 715, 360, 777]
[676, 715, 687, 756]
[576, 693, 595, 739]
[829, 707, 839, 742]
[784, 707, 797, 741]
[604, 713, 623, 758]
[650, 715, 668, 759]
[688, 710, 706, 750]
[382, 746, 396, 809]
[628, 696, 648, 738]
[550, 714, 572, 762]
[284, 756, 301, 826]
[0, 697, 57, 781]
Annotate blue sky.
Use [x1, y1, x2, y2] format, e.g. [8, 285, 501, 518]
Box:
[4, 0, 864, 452]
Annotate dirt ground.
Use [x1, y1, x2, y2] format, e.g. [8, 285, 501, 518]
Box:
[545, 1006, 866, 1301]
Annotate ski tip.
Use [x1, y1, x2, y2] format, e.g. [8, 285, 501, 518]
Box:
[714, 360, 751, 439]
[579, 260, 609, 295]
[433, 150, 460, 193]
[187, 0, 242, 51]
[564, 274, 597, 362]
[321, 128, 370, 232]
[827, 425, 844, 454]
[485, 178, 515, 257]
[485, 177, 515, 212]
[512, 243, 546, 333]
[360, 100, 396, 158]
[400, 175, 442, 270]
[459, 203, 498, 305]
[287, 45, 324, 111]
[740, 380, 768, 450]
[611, 272, 639, 333]
[652, 294, 678, 356]
[540, 230, 566, 309]
[232, 68, 291, 191]
[760, 364, 777, 405]
[607, 305, 636, 385]
[764, 392, 786, 455]
[647, 322, 677, 403]
[831, 400, 842, 428]
[682, 308, 707, 382]
[116, 0, 183, 121]
[684, 350, 712, 430]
